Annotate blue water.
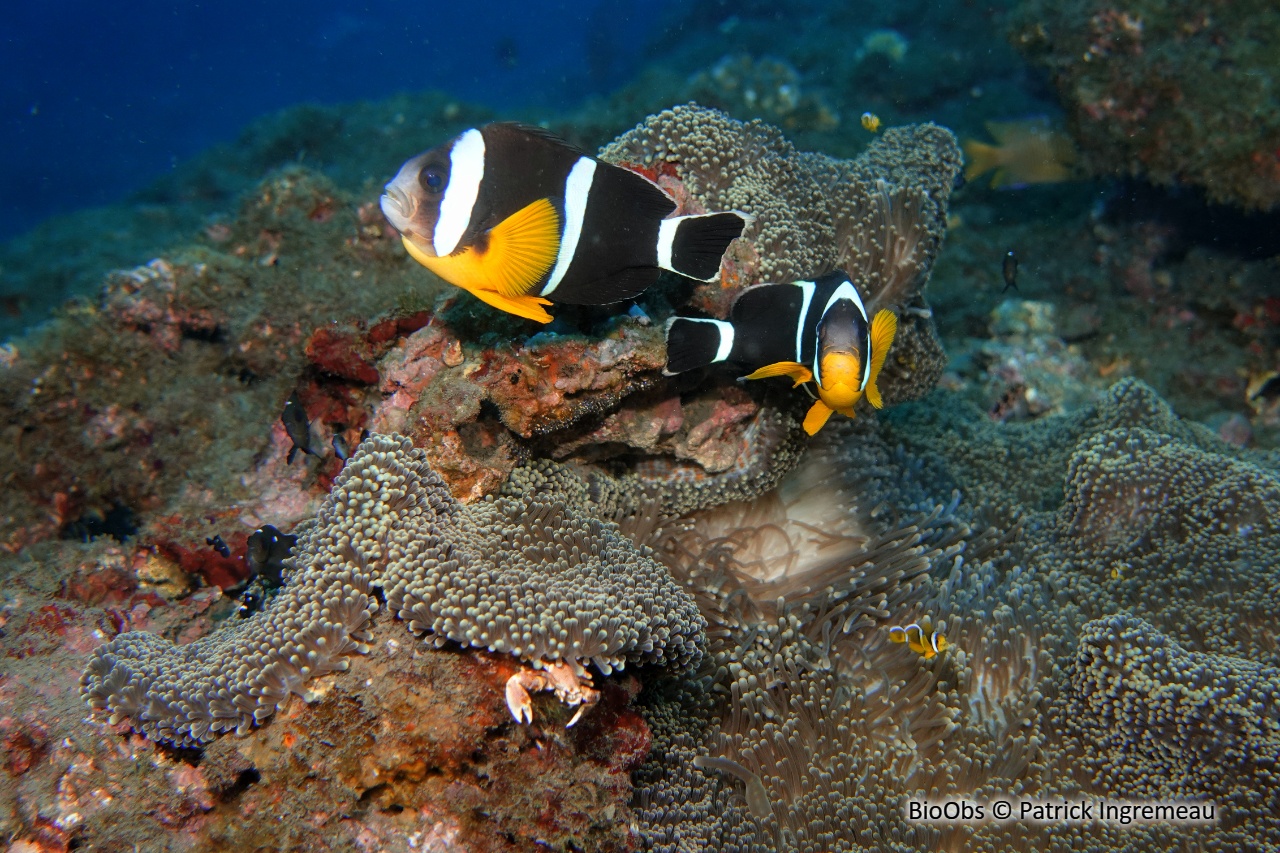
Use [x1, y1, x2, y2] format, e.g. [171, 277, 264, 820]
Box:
[0, 0, 670, 242]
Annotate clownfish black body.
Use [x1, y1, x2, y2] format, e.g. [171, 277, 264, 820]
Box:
[664, 270, 897, 435]
[380, 123, 749, 323]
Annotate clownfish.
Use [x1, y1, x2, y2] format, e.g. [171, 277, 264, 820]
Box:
[663, 271, 897, 435]
[888, 617, 949, 660]
[380, 123, 750, 323]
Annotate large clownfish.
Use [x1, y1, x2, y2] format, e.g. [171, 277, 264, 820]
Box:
[663, 270, 897, 435]
[380, 123, 749, 323]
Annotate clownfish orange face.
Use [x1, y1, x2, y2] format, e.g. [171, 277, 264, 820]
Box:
[816, 350, 863, 412]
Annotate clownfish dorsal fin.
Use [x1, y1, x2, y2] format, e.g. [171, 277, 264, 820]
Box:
[802, 399, 834, 435]
[865, 310, 898, 409]
[485, 197, 562, 298]
[744, 361, 813, 388]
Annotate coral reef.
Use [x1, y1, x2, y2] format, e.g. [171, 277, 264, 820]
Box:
[602, 103, 962, 405]
[2, 85, 1278, 852]
[1012, 0, 1280, 210]
[619, 377, 1280, 851]
[83, 434, 705, 747]
[1064, 615, 1280, 818]
[685, 55, 840, 133]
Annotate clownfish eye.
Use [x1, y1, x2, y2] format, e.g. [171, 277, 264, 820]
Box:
[420, 165, 446, 193]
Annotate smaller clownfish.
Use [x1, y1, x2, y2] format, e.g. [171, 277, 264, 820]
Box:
[664, 271, 897, 435]
[861, 112, 881, 133]
[888, 616, 950, 660]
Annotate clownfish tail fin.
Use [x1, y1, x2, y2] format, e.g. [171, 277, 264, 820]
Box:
[657, 211, 751, 282]
[664, 317, 736, 375]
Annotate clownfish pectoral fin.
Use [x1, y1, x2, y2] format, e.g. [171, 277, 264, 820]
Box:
[485, 197, 562, 299]
[744, 361, 813, 388]
[465, 286, 555, 324]
[802, 399, 835, 435]
[865, 310, 897, 409]
[403, 199, 560, 307]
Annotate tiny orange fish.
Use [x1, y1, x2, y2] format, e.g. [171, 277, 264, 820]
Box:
[888, 616, 950, 660]
[962, 119, 1076, 189]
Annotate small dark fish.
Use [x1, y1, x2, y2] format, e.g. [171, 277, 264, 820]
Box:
[1248, 371, 1280, 402]
[246, 524, 297, 589]
[205, 535, 231, 558]
[237, 591, 262, 619]
[494, 35, 519, 69]
[282, 393, 321, 464]
[1002, 250, 1019, 293]
[334, 429, 372, 461]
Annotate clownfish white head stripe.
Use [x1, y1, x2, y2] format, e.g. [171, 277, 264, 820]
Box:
[380, 122, 749, 324]
[434, 128, 486, 256]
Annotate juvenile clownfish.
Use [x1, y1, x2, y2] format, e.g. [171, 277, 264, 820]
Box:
[888, 617, 949, 660]
[861, 112, 881, 132]
[380, 123, 750, 323]
[663, 270, 897, 435]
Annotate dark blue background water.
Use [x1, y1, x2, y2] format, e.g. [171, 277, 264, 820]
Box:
[0, 0, 670, 242]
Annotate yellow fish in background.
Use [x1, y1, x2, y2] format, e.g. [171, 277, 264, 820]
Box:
[889, 616, 950, 660]
[962, 118, 1076, 188]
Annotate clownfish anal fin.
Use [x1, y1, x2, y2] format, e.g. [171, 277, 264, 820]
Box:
[802, 399, 834, 435]
[487, 197, 562, 298]
[467, 287, 555, 324]
[744, 361, 812, 388]
[866, 310, 898, 409]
